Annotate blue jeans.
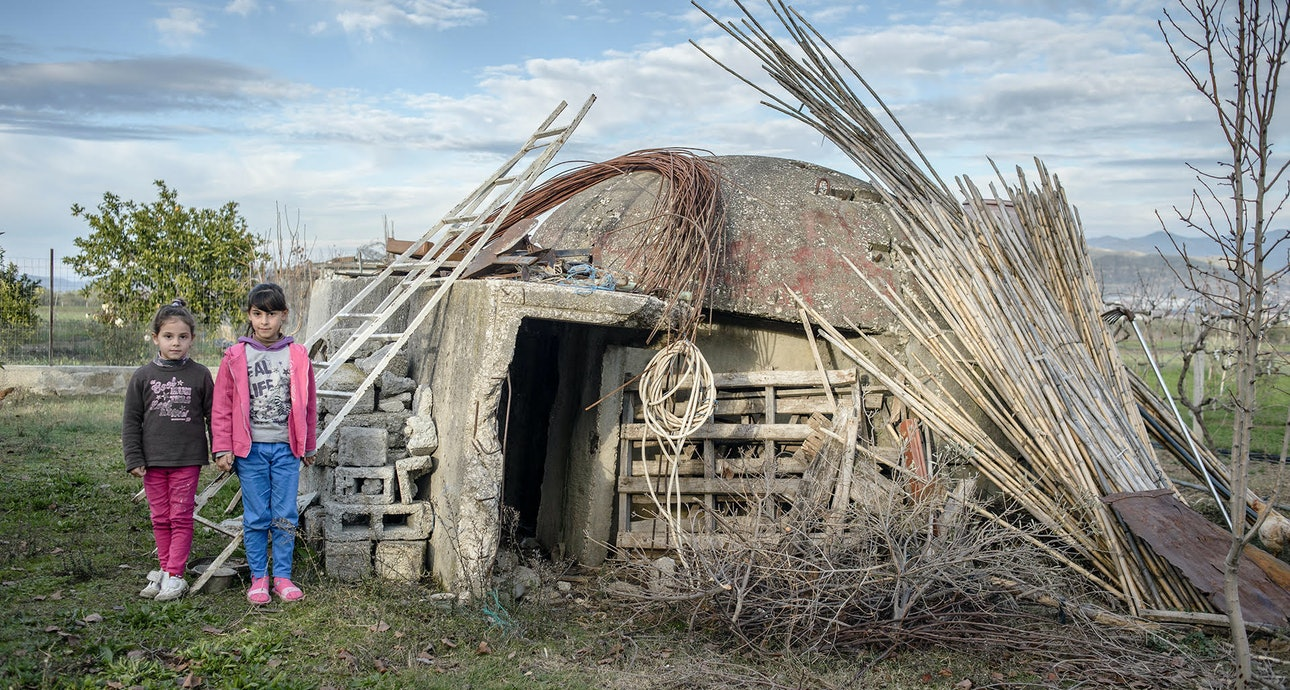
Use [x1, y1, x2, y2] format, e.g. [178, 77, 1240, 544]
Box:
[235, 442, 300, 579]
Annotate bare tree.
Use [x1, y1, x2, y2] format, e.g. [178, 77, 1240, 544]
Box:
[252, 203, 317, 339]
[1159, 1, 1290, 686]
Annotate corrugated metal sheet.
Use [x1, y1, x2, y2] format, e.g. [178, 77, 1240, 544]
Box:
[1104, 489, 1290, 628]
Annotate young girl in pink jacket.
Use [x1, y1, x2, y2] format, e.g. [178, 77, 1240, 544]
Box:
[212, 283, 316, 605]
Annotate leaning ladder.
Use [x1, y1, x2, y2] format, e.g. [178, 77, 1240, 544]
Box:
[303, 95, 595, 449]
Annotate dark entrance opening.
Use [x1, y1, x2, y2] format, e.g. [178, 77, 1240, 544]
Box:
[500, 318, 561, 544]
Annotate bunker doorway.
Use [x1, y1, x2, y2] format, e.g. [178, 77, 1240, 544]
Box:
[499, 318, 644, 557]
[500, 318, 560, 547]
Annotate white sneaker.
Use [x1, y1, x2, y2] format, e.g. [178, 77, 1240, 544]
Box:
[154, 573, 188, 602]
[139, 570, 163, 599]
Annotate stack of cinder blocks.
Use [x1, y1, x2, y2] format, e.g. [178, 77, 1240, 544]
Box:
[307, 335, 438, 582]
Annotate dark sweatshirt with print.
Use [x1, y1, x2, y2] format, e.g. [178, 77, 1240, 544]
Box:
[122, 357, 214, 473]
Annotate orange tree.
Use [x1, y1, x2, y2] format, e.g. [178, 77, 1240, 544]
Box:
[66, 180, 264, 328]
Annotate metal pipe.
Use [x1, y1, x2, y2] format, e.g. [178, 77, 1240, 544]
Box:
[1107, 306, 1231, 529]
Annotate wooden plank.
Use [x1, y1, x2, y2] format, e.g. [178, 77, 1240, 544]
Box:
[630, 455, 808, 478]
[627, 370, 858, 390]
[618, 475, 799, 495]
[385, 237, 433, 258]
[620, 422, 812, 441]
[714, 370, 857, 387]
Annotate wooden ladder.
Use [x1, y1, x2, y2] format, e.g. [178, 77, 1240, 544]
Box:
[303, 95, 595, 448]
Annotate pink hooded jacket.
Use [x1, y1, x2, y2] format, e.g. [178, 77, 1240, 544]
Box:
[211, 337, 317, 459]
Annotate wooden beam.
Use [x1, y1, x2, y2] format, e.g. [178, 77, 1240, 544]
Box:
[620, 422, 813, 441]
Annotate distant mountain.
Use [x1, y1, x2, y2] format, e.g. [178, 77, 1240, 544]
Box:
[1087, 233, 1288, 307]
[1084, 231, 1222, 257]
[23, 274, 87, 292]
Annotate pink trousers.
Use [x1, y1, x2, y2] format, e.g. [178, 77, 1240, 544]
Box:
[143, 465, 202, 577]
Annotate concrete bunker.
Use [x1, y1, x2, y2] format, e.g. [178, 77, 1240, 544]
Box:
[299, 153, 914, 595]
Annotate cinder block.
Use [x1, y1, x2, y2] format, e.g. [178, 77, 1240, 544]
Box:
[325, 540, 373, 581]
[374, 540, 426, 581]
[337, 426, 389, 466]
[323, 502, 434, 542]
[311, 438, 337, 467]
[332, 466, 397, 505]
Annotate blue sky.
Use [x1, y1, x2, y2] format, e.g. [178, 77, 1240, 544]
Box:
[0, 0, 1245, 267]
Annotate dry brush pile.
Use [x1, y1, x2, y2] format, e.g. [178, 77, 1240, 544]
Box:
[608, 474, 1221, 688]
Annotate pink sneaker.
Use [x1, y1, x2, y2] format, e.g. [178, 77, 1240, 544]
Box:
[246, 576, 271, 605]
[273, 577, 304, 602]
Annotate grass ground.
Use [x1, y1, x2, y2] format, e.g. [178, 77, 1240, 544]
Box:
[0, 394, 1274, 689]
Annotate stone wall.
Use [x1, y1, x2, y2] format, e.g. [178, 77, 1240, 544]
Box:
[0, 365, 134, 396]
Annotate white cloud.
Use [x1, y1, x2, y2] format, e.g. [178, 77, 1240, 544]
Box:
[154, 7, 206, 50]
[332, 0, 487, 40]
[225, 0, 259, 16]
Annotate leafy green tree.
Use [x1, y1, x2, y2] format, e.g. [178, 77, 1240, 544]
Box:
[0, 236, 42, 331]
[66, 180, 264, 327]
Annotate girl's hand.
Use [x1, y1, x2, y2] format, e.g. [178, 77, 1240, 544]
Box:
[214, 453, 234, 472]
[301, 455, 314, 467]
[129, 467, 146, 478]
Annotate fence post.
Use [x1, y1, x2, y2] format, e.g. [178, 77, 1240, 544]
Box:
[48, 248, 54, 366]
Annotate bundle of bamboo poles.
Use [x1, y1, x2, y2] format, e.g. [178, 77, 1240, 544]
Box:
[695, 0, 1214, 613]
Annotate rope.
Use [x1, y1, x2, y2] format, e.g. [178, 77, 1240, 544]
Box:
[636, 338, 716, 565]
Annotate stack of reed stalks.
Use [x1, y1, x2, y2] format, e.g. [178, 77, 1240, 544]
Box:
[694, 0, 1213, 614]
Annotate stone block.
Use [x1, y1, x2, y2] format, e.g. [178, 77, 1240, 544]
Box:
[342, 412, 413, 446]
[325, 362, 368, 392]
[357, 343, 409, 378]
[411, 385, 433, 416]
[337, 426, 389, 466]
[332, 466, 397, 505]
[404, 414, 438, 455]
[378, 396, 409, 413]
[312, 437, 338, 467]
[325, 540, 372, 581]
[324, 329, 381, 361]
[379, 371, 416, 397]
[374, 540, 426, 581]
[302, 505, 326, 543]
[323, 502, 434, 542]
[323, 387, 375, 415]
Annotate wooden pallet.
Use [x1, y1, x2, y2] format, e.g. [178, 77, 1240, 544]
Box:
[614, 369, 889, 554]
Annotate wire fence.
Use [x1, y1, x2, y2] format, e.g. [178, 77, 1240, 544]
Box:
[1, 253, 229, 367]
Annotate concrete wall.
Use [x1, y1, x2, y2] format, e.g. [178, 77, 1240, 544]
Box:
[0, 365, 134, 396]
